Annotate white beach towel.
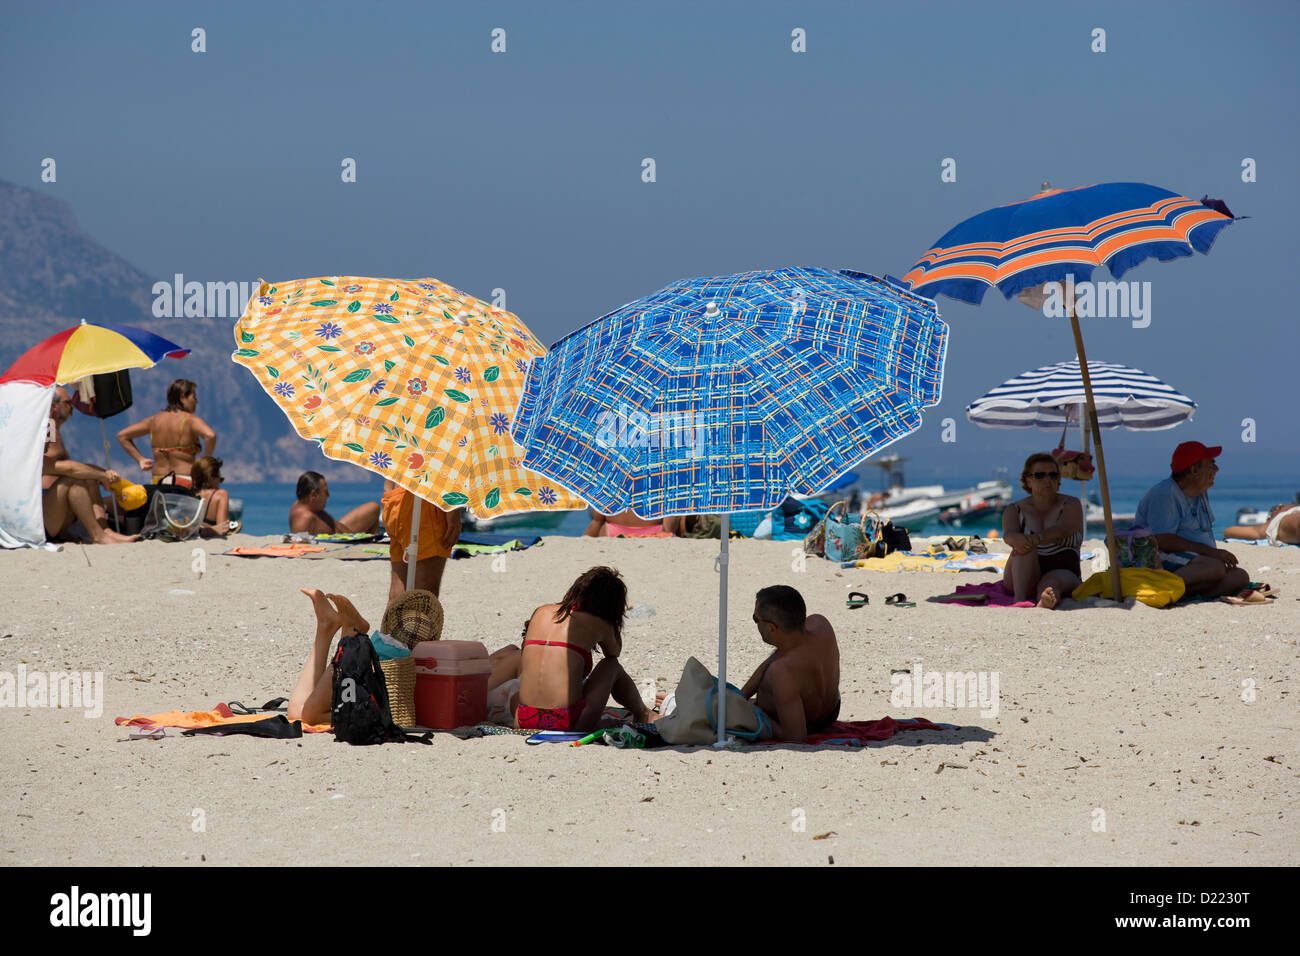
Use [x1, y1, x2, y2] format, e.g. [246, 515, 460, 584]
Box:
[0, 382, 56, 549]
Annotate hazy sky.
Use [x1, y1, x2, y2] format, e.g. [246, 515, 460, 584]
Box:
[3, 0, 1296, 482]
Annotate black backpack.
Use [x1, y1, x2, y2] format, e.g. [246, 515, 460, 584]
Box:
[330, 635, 430, 745]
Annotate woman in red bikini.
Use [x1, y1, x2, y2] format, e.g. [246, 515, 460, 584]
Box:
[515, 566, 651, 732]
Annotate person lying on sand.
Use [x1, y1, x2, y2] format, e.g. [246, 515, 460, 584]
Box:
[1134, 441, 1249, 599]
[1225, 503, 1300, 547]
[512, 566, 650, 732]
[289, 471, 381, 535]
[288, 589, 372, 726]
[290, 587, 526, 728]
[41, 387, 138, 544]
[999, 453, 1083, 609]
[740, 585, 841, 744]
[582, 508, 672, 538]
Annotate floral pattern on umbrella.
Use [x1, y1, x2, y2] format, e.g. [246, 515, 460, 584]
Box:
[232, 276, 584, 518]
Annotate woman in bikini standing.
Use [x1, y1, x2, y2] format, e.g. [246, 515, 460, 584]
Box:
[117, 379, 217, 488]
[513, 566, 651, 732]
[1000, 452, 1084, 608]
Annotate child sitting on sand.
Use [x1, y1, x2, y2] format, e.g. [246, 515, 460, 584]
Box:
[509, 566, 650, 732]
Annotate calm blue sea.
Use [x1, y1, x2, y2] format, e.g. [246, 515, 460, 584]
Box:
[227, 475, 1299, 538]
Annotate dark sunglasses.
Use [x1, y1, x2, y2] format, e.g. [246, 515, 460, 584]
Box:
[1030, 471, 1061, 480]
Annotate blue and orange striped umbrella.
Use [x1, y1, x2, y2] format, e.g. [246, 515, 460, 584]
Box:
[0, 320, 189, 387]
[901, 182, 1235, 304]
[901, 181, 1239, 602]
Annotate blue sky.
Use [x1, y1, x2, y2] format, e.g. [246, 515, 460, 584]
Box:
[3, 0, 1296, 481]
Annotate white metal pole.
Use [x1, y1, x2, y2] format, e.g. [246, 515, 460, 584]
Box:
[405, 492, 422, 592]
[716, 512, 729, 746]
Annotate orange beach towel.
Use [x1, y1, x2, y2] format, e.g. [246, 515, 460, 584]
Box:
[116, 703, 331, 733]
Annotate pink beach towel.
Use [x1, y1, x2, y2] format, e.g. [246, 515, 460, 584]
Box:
[943, 581, 1036, 608]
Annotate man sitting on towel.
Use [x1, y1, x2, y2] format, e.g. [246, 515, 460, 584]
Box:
[741, 586, 841, 743]
[1135, 441, 1249, 598]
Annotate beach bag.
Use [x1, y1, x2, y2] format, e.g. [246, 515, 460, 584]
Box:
[1114, 526, 1161, 569]
[330, 634, 430, 745]
[821, 501, 875, 562]
[1052, 419, 1095, 480]
[872, 519, 912, 558]
[654, 657, 773, 745]
[139, 491, 207, 541]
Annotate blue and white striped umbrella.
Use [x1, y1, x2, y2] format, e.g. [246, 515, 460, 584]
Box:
[512, 268, 948, 516]
[967, 360, 1196, 431]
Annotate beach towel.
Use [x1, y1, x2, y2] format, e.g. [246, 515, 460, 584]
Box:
[939, 581, 1036, 607]
[450, 531, 543, 560]
[0, 381, 58, 550]
[780, 716, 958, 747]
[225, 543, 328, 557]
[115, 703, 331, 734]
[849, 550, 1008, 573]
[1073, 567, 1186, 608]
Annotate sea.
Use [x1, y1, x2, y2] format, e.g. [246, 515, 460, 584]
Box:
[228, 474, 1300, 539]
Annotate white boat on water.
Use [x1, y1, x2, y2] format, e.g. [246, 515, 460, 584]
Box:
[819, 456, 1014, 532]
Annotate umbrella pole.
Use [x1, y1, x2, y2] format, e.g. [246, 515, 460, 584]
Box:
[1068, 314, 1122, 601]
[716, 513, 729, 747]
[405, 493, 422, 592]
[1078, 403, 1089, 514]
[100, 418, 119, 531]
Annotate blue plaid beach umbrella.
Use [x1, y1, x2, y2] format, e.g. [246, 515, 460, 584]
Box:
[513, 267, 948, 743]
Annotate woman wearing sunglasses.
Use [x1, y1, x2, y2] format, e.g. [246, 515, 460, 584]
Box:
[1000, 453, 1083, 608]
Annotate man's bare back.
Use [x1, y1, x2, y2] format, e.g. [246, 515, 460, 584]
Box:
[743, 599, 841, 743]
[288, 500, 339, 534]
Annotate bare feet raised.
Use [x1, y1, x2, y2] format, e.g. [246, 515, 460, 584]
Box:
[301, 587, 342, 632]
[327, 593, 371, 636]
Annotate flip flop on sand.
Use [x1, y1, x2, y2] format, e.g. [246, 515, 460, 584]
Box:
[885, 592, 916, 608]
[846, 591, 870, 609]
[1221, 589, 1271, 606]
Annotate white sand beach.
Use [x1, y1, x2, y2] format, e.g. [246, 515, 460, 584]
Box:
[1, 534, 1296, 867]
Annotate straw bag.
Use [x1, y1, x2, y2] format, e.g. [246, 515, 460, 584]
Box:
[379, 656, 417, 727]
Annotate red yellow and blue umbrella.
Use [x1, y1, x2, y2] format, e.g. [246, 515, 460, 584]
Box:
[0, 320, 189, 386]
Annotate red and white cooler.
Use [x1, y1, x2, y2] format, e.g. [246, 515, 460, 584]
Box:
[413, 641, 492, 729]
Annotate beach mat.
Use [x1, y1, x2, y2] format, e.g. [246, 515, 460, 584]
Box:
[116, 702, 331, 734]
[451, 532, 543, 559]
[847, 550, 1008, 572]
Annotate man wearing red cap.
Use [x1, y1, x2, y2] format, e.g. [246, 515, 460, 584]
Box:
[1134, 442, 1249, 598]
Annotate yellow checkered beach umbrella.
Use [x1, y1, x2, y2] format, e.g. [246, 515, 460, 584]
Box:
[232, 276, 585, 518]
